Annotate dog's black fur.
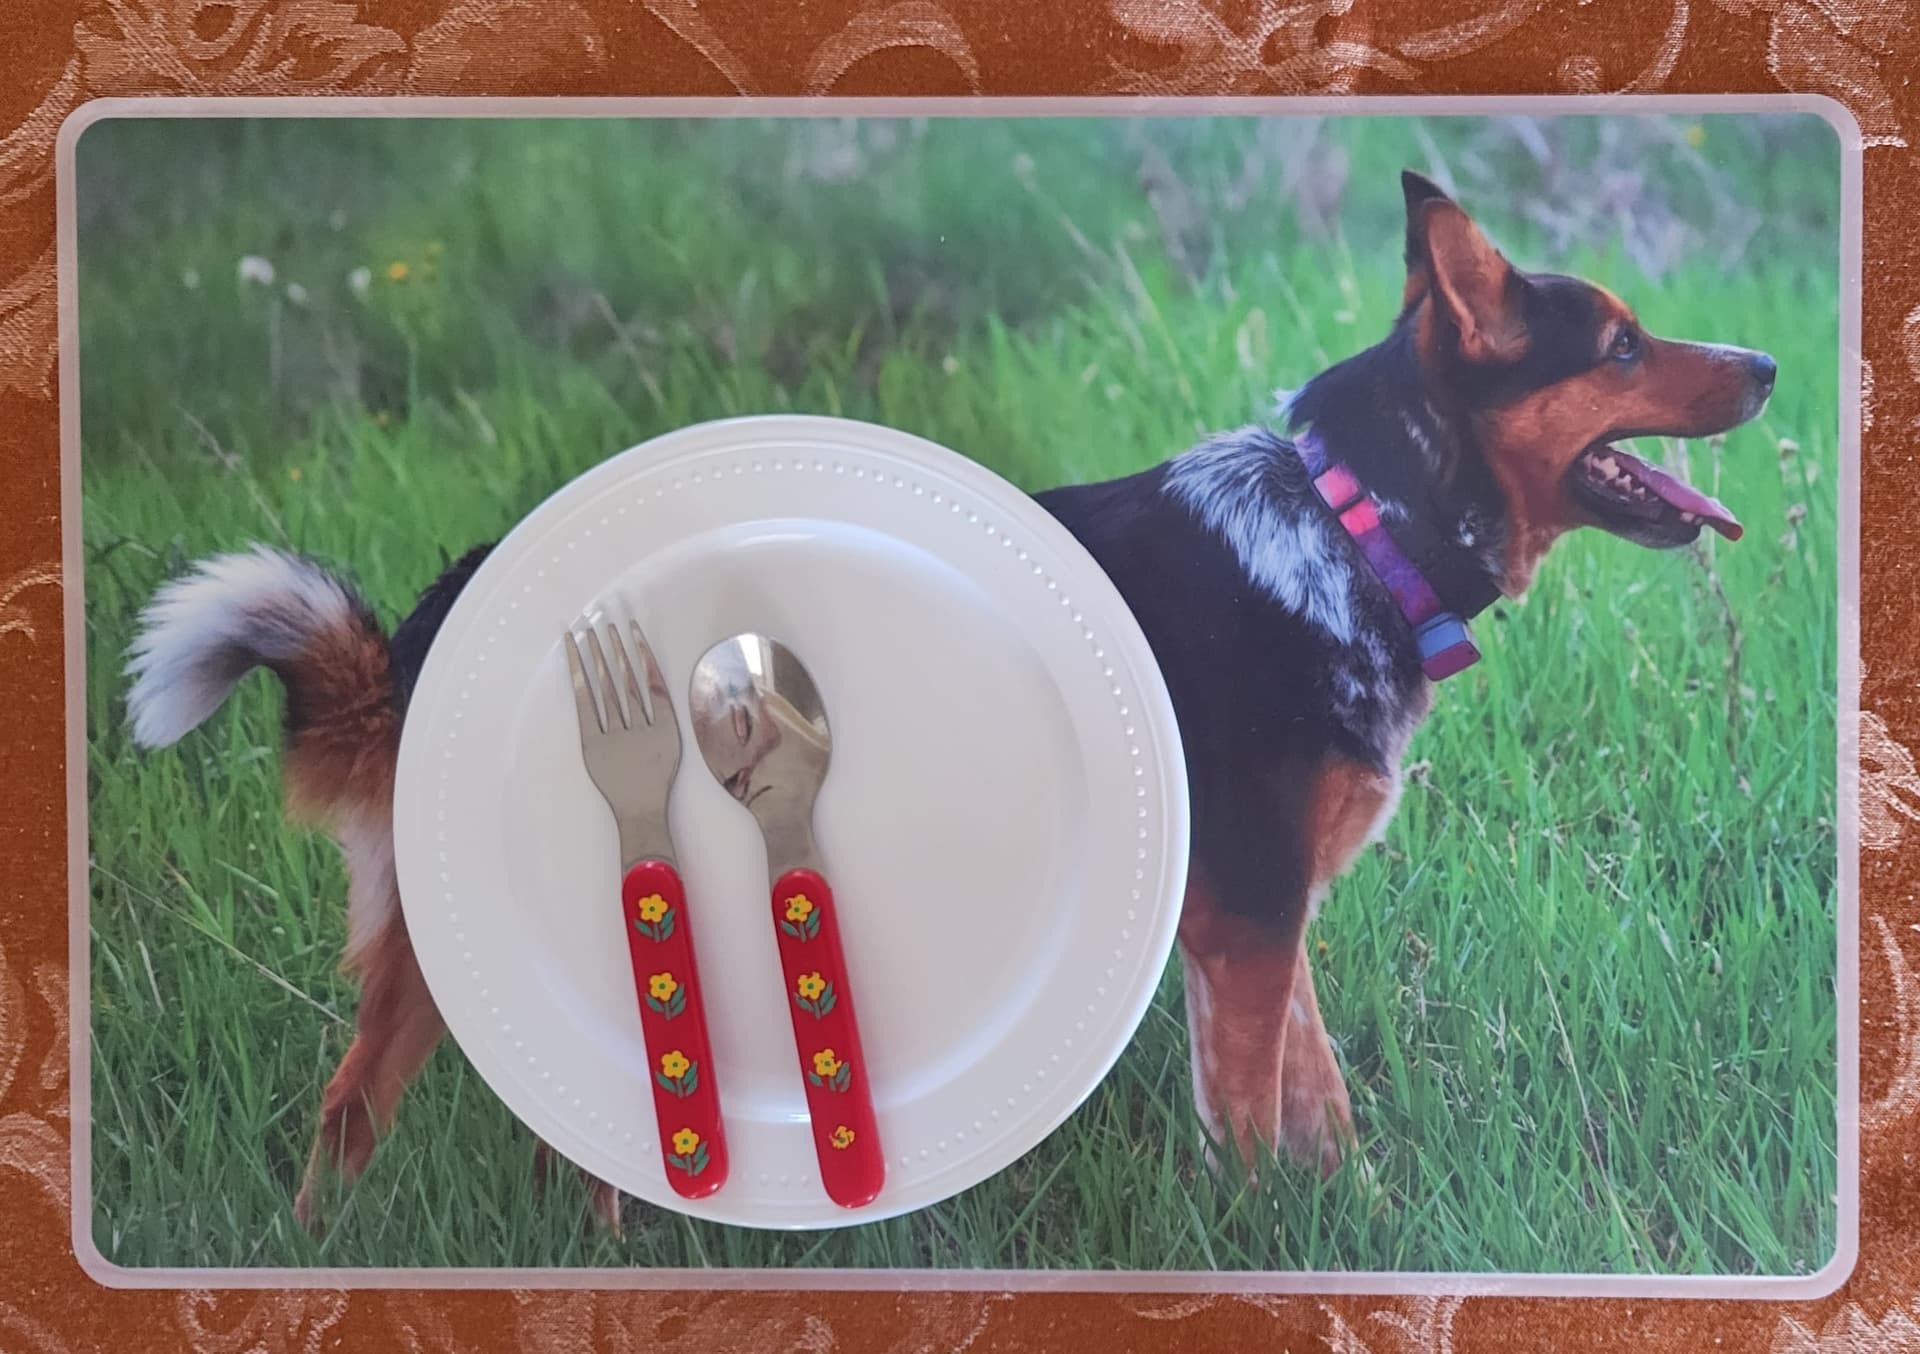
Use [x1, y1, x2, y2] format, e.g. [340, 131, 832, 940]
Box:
[1038, 452, 1424, 929]
[388, 545, 494, 711]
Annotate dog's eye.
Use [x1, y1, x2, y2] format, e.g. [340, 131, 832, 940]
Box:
[1610, 328, 1641, 362]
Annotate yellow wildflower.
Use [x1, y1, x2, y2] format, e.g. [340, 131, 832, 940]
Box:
[386, 260, 410, 282]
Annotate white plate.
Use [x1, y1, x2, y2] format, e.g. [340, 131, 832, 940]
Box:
[394, 415, 1189, 1229]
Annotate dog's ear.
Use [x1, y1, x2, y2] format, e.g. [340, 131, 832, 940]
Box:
[1416, 193, 1527, 364]
[1399, 170, 1452, 309]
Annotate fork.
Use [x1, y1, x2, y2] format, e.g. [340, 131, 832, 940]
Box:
[565, 619, 728, 1199]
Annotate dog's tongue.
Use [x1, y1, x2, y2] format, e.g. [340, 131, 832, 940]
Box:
[1615, 446, 1744, 541]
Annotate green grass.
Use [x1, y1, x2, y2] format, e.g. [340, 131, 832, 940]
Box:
[78, 114, 1841, 1274]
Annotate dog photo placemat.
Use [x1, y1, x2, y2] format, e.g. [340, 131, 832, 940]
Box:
[0, 3, 1909, 1351]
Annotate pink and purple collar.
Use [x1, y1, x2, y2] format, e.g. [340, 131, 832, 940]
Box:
[1293, 431, 1483, 683]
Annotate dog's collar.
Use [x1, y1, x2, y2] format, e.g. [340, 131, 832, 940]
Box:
[1292, 430, 1496, 682]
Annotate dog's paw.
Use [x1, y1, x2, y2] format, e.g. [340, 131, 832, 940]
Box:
[1278, 1089, 1354, 1180]
[533, 1139, 626, 1235]
[292, 1181, 326, 1236]
[587, 1177, 624, 1236]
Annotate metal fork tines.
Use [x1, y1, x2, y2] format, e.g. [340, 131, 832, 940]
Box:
[565, 619, 680, 868]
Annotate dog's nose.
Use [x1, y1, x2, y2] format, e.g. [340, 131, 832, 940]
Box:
[1748, 351, 1776, 391]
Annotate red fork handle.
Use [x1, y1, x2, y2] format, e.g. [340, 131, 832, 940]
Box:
[771, 868, 884, 1207]
[621, 859, 728, 1199]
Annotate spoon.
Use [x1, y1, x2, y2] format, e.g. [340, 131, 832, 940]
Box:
[688, 634, 884, 1209]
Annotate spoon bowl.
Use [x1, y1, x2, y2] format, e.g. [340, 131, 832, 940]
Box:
[688, 633, 833, 876]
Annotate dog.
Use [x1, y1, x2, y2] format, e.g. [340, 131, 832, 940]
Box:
[124, 169, 1774, 1225]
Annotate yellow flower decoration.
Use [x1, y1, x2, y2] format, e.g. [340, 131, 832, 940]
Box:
[830, 1125, 856, 1150]
[672, 1128, 700, 1156]
[660, 1050, 690, 1080]
[649, 972, 678, 1001]
[636, 893, 669, 923]
[812, 1049, 842, 1078]
[385, 260, 410, 282]
[784, 894, 815, 922]
[796, 971, 826, 1001]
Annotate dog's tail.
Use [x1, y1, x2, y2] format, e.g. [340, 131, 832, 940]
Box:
[126, 546, 400, 970]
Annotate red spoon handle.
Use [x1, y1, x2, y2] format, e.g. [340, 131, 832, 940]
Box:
[770, 867, 884, 1208]
[620, 859, 728, 1198]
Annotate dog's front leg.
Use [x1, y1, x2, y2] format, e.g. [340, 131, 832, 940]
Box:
[1178, 875, 1305, 1175]
[1278, 940, 1355, 1177]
